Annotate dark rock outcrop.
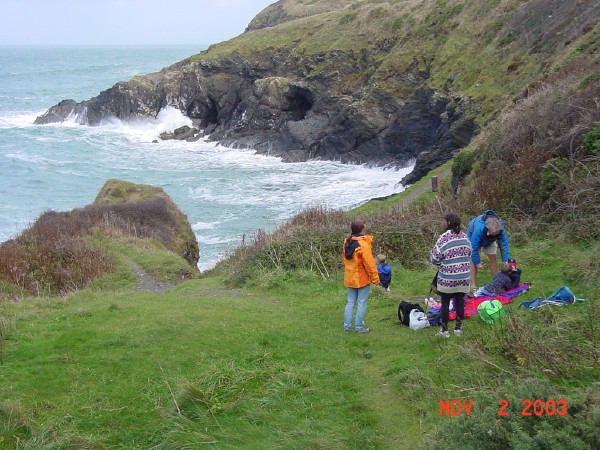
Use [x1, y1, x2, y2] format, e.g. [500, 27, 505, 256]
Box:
[35, 47, 476, 183]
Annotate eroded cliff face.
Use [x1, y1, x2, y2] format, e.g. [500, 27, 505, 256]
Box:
[35, 48, 476, 185]
[35, 0, 599, 185]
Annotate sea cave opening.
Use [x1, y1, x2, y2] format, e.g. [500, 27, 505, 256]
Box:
[286, 86, 313, 121]
[187, 98, 219, 128]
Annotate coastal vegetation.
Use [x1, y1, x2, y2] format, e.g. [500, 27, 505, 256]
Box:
[0, 62, 598, 446]
[1, 0, 599, 448]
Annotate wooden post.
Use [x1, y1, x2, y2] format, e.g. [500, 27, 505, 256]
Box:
[431, 174, 440, 192]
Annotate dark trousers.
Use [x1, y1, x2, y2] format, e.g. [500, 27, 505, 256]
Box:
[440, 292, 465, 332]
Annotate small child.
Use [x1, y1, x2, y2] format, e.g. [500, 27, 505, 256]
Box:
[507, 258, 522, 286]
[376, 254, 392, 292]
[474, 262, 519, 297]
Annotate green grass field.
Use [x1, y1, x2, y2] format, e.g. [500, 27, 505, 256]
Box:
[1, 236, 597, 448]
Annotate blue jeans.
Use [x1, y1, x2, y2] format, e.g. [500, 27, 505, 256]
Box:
[344, 285, 370, 331]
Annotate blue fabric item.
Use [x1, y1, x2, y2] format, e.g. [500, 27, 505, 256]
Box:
[547, 286, 579, 303]
[377, 263, 392, 288]
[519, 285, 585, 309]
[519, 298, 543, 309]
[466, 210, 511, 264]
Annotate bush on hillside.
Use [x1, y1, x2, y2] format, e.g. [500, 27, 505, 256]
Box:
[458, 57, 600, 239]
[74, 198, 179, 247]
[583, 125, 600, 156]
[0, 198, 188, 296]
[217, 208, 350, 286]
[0, 211, 113, 296]
[425, 378, 600, 450]
[216, 197, 459, 286]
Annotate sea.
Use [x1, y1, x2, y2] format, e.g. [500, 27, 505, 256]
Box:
[0, 46, 412, 271]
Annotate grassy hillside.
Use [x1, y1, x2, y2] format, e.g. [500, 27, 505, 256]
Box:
[1, 0, 599, 448]
[197, 0, 600, 122]
[1, 237, 597, 448]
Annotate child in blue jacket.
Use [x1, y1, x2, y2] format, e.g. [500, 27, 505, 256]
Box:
[376, 254, 392, 292]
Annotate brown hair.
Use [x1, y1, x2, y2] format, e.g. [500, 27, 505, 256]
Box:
[445, 212, 462, 234]
[344, 220, 365, 249]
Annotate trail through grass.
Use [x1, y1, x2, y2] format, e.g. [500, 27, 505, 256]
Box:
[0, 240, 598, 448]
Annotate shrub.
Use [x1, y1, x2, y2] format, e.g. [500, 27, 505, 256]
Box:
[452, 149, 476, 179]
[0, 196, 192, 295]
[425, 378, 600, 449]
[0, 401, 34, 445]
[583, 126, 600, 157]
[463, 301, 600, 381]
[217, 207, 349, 286]
[457, 57, 600, 236]
[0, 212, 114, 296]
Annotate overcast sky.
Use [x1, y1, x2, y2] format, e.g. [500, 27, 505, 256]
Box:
[0, 0, 276, 46]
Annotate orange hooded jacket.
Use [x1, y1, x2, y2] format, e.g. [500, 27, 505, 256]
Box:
[342, 234, 381, 288]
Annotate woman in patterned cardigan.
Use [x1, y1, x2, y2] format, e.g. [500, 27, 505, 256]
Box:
[430, 212, 472, 338]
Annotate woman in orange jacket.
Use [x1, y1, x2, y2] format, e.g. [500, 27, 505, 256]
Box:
[342, 220, 380, 333]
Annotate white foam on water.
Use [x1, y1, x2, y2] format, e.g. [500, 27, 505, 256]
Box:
[1, 105, 415, 272]
[97, 106, 193, 142]
[192, 221, 221, 231]
[0, 112, 41, 128]
[197, 234, 239, 245]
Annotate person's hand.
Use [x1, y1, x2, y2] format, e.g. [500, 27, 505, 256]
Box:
[476, 263, 484, 270]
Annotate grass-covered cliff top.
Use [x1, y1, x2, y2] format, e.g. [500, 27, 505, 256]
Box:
[190, 0, 599, 122]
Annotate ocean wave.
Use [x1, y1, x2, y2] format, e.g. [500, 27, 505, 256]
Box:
[197, 234, 239, 245]
[192, 221, 221, 231]
[0, 112, 41, 128]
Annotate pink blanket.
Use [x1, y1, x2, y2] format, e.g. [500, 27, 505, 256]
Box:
[429, 284, 530, 321]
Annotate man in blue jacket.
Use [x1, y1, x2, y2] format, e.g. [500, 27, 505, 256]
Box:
[466, 210, 511, 291]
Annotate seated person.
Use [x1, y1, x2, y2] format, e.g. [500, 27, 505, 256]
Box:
[507, 258, 521, 286]
[474, 262, 519, 297]
[376, 254, 392, 292]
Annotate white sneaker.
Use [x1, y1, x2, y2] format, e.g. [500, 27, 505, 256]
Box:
[454, 329, 462, 336]
[436, 330, 449, 338]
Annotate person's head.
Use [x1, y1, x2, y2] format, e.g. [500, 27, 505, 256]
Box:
[444, 212, 461, 233]
[377, 254, 387, 264]
[500, 262, 512, 274]
[508, 258, 518, 269]
[350, 220, 365, 235]
[485, 217, 502, 238]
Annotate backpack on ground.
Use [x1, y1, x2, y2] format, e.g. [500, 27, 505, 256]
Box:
[398, 301, 424, 326]
[477, 299, 507, 324]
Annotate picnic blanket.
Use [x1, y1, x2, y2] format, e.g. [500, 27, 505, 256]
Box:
[428, 283, 530, 321]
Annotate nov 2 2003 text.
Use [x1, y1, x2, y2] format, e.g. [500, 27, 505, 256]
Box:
[439, 399, 568, 417]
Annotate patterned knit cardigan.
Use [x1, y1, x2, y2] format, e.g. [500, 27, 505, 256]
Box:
[430, 230, 472, 294]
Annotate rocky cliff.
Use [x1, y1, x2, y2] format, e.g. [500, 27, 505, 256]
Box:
[35, 0, 600, 185]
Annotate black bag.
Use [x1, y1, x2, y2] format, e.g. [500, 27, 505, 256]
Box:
[398, 301, 424, 326]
